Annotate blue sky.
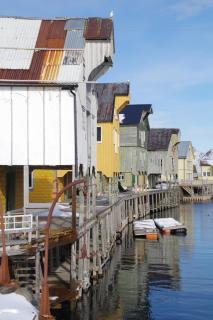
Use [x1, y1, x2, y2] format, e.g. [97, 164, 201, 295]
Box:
[1, 0, 213, 151]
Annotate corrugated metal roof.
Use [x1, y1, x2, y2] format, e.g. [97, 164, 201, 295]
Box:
[0, 18, 41, 48]
[95, 83, 130, 123]
[120, 104, 153, 125]
[0, 17, 113, 82]
[0, 18, 41, 69]
[64, 18, 85, 30]
[84, 18, 112, 40]
[178, 141, 191, 159]
[147, 129, 180, 151]
[64, 30, 85, 49]
[40, 50, 64, 81]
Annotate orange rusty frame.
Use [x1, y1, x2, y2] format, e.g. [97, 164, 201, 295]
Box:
[39, 178, 87, 320]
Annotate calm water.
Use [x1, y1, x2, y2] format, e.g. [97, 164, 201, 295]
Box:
[57, 202, 213, 320]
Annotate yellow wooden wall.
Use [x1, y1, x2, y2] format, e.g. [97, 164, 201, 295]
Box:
[29, 170, 56, 203]
[97, 95, 130, 178]
[29, 169, 70, 203]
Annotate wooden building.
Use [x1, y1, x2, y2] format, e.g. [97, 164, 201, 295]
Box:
[95, 83, 130, 195]
[178, 141, 194, 182]
[147, 128, 180, 188]
[119, 104, 153, 189]
[0, 16, 115, 211]
[200, 161, 213, 181]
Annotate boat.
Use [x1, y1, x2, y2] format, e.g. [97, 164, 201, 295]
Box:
[154, 218, 187, 235]
[133, 219, 159, 240]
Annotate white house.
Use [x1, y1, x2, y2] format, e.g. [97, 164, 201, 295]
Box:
[0, 16, 115, 211]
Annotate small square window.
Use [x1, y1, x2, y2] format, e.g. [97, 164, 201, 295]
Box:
[97, 127, 102, 143]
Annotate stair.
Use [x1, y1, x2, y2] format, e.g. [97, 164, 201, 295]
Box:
[181, 185, 194, 197]
[12, 256, 37, 292]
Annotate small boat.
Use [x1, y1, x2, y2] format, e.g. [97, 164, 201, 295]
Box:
[133, 219, 159, 240]
[154, 218, 187, 235]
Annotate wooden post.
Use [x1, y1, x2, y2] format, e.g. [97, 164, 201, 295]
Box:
[71, 243, 77, 281]
[23, 165, 29, 214]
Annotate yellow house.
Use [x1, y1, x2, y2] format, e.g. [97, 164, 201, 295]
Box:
[95, 83, 130, 192]
[178, 141, 195, 182]
[200, 162, 213, 181]
[29, 168, 72, 203]
[0, 166, 72, 212]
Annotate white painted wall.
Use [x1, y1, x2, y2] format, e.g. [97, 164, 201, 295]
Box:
[0, 86, 75, 166]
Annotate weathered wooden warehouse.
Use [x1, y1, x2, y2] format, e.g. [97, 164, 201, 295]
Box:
[0, 16, 115, 212]
[119, 104, 153, 189]
[147, 128, 181, 188]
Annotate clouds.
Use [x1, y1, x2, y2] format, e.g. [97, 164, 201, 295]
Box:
[170, 0, 213, 19]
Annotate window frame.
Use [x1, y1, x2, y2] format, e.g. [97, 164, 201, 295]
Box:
[97, 126, 102, 143]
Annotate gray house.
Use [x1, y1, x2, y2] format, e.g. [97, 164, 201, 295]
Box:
[147, 128, 181, 188]
[119, 104, 153, 189]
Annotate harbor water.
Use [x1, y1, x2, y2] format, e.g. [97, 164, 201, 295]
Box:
[57, 202, 213, 320]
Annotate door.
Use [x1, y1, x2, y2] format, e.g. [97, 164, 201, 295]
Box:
[6, 169, 16, 211]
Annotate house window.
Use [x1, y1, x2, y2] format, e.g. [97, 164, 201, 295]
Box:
[29, 171, 34, 190]
[207, 172, 210, 177]
[97, 126, 102, 143]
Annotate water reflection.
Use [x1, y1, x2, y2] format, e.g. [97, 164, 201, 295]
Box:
[56, 202, 213, 320]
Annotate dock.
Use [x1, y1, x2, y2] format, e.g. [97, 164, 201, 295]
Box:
[0, 186, 180, 306]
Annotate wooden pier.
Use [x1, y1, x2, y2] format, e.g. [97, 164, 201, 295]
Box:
[180, 180, 213, 202]
[0, 184, 180, 318]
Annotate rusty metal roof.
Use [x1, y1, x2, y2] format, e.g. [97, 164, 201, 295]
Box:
[95, 83, 130, 123]
[0, 17, 113, 82]
[147, 129, 180, 151]
[84, 18, 113, 40]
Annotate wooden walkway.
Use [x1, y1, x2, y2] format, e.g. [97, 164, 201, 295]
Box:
[0, 187, 180, 308]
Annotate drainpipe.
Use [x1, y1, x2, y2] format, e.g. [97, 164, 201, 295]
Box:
[70, 87, 78, 179]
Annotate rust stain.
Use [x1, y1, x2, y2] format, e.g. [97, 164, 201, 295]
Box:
[84, 18, 112, 40]
[40, 50, 64, 81]
[0, 20, 67, 81]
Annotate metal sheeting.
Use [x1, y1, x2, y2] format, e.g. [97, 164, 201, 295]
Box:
[64, 30, 85, 49]
[65, 18, 85, 30]
[40, 50, 64, 81]
[39, 50, 83, 82]
[84, 18, 112, 40]
[0, 17, 114, 82]
[0, 86, 75, 166]
[36, 20, 66, 47]
[57, 64, 83, 82]
[0, 18, 41, 69]
[84, 40, 113, 80]
[63, 50, 83, 65]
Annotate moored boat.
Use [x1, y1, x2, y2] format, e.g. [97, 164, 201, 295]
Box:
[154, 218, 187, 235]
[133, 219, 159, 240]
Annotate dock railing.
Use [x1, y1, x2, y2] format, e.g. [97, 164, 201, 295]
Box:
[3, 214, 33, 232]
